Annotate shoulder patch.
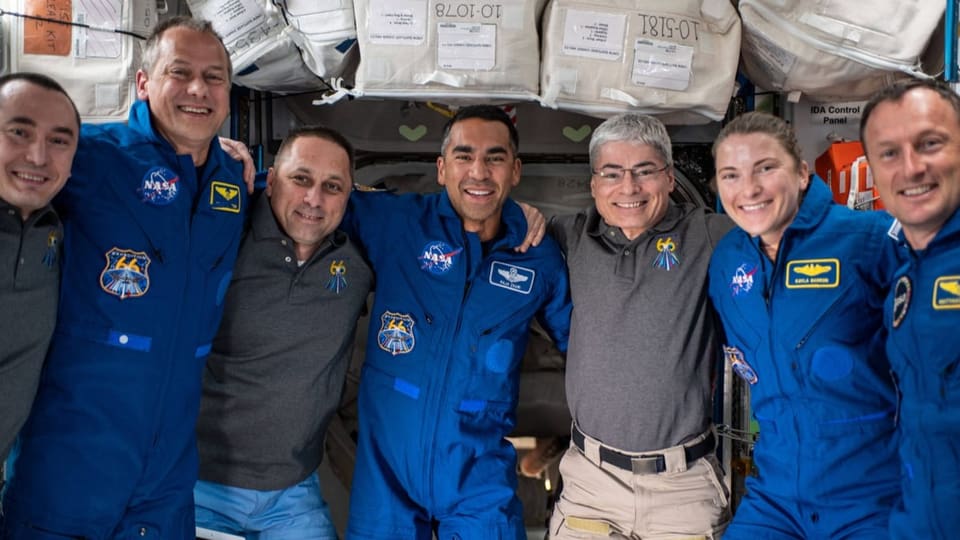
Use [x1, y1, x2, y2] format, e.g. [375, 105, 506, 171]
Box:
[100, 247, 151, 299]
[933, 275, 960, 310]
[785, 259, 839, 289]
[210, 181, 242, 213]
[489, 261, 535, 294]
[724, 345, 758, 385]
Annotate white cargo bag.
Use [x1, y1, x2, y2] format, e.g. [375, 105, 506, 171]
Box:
[282, 0, 358, 80]
[186, 0, 325, 93]
[739, 0, 943, 102]
[349, 0, 547, 102]
[539, 0, 741, 123]
[0, 0, 157, 123]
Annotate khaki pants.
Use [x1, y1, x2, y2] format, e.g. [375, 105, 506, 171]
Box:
[549, 430, 730, 539]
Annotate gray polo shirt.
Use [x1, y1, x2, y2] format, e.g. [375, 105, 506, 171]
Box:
[197, 196, 373, 490]
[549, 203, 733, 452]
[0, 199, 61, 461]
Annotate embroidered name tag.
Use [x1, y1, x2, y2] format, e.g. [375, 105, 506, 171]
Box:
[785, 258, 839, 289]
[209, 181, 241, 213]
[933, 275, 960, 310]
[489, 262, 535, 294]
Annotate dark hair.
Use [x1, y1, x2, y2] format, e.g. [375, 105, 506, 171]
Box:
[0, 72, 81, 129]
[440, 105, 518, 155]
[275, 125, 356, 181]
[713, 111, 805, 175]
[860, 77, 960, 153]
[141, 16, 232, 82]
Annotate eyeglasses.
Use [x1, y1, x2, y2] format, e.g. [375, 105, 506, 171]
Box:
[592, 164, 670, 183]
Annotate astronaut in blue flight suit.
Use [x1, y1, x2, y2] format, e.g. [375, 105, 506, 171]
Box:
[861, 78, 960, 540]
[708, 112, 901, 539]
[1, 17, 248, 540]
[344, 106, 572, 540]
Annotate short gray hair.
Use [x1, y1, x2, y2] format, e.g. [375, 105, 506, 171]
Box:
[589, 113, 673, 169]
[141, 16, 232, 83]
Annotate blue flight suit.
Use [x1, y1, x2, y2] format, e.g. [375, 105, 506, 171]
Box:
[343, 191, 571, 540]
[886, 207, 960, 540]
[708, 179, 901, 539]
[2, 100, 247, 539]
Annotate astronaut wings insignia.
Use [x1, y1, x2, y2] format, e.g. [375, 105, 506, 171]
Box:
[489, 261, 535, 294]
[933, 276, 960, 310]
[497, 267, 529, 284]
[786, 259, 839, 288]
[209, 181, 241, 213]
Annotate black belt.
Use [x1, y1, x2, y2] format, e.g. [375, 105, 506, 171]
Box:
[572, 425, 715, 474]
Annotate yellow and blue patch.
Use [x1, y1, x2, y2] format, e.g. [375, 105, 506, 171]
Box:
[378, 311, 415, 356]
[209, 181, 241, 213]
[933, 275, 960, 310]
[653, 236, 680, 271]
[785, 258, 840, 289]
[326, 260, 348, 294]
[100, 247, 150, 299]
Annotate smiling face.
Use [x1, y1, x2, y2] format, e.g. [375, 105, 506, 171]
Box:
[135, 26, 230, 165]
[715, 133, 809, 257]
[267, 135, 351, 261]
[864, 87, 960, 250]
[590, 140, 674, 240]
[0, 80, 79, 220]
[436, 117, 520, 241]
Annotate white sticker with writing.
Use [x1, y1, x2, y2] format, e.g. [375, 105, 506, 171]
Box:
[437, 22, 496, 70]
[561, 9, 626, 61]
[632, 38, 694, 91]
[76, 0, 123, 58]
[741, 30, 795, 88]
[368, 0, 428, 45]
[186, 0, 275, 57]
[808, 102, 867, 126]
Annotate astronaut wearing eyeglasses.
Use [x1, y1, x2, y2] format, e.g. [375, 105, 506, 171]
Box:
[546, 112, 734, 539]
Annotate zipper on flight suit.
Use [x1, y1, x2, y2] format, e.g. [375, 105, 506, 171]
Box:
[425, 231, 480, 511]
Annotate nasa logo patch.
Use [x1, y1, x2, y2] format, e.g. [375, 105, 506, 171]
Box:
[730, 263, 757, 296]
[418, 241, 462, 275]
[139, 166, 180, 206]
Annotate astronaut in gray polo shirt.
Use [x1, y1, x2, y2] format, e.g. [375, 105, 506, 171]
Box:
[547, 113, 733, 539]
[194, 126, 373, 539]
[0, 73, 79, 466]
